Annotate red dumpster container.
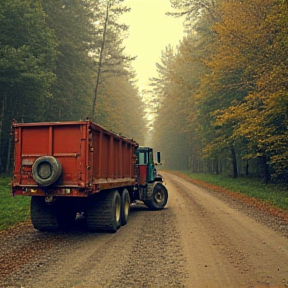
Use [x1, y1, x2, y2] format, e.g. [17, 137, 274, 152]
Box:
[12, 120, 138, 198]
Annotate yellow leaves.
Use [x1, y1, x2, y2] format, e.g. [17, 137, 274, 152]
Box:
[199, 0, 288, 156]
[151, 0, 288, 177]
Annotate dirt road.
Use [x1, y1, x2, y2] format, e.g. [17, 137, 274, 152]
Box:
[1, 172, 288, 288]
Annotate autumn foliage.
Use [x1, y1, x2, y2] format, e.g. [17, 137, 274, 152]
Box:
[152, 0, 288, 182]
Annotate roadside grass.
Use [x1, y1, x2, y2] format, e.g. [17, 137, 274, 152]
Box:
[1, 171, 288, 231]
[182, 172, 288, 212]
[0, 176, 30, 231]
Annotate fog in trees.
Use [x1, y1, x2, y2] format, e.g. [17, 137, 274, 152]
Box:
[151, 0, 288, 182]
[0, 0, 145, 173]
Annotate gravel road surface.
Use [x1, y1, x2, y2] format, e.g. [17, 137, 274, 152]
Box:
[1, 172, 288, 288]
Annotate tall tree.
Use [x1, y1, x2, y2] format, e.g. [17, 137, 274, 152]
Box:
[91, 0, 133, 118]
[41, 0, 95, 121]
[0, 0, 57, 172]
[0, 0, 145, 173]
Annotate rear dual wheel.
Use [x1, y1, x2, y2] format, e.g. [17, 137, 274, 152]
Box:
[86, 189, 122, 233]
[31, 188, 130, 233]
[31, 196, 59, 231]
[31, 197, 82, 231]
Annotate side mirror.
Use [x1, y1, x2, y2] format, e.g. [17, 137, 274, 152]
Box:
[156, 152, 161, 164]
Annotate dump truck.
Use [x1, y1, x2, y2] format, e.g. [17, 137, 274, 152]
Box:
[11, 120, 168, 232]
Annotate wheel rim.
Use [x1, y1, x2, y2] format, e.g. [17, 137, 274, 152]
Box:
[124, 194, 130, 218]
[115, 195, 121, 224]
[37, 161, 52, 179]
[154, 189, 164, 203]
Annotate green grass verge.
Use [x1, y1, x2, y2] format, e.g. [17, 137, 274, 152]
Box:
[1, 172, 288, 231]
[0, 176, 30, 231]
[182, 172, 288, 212]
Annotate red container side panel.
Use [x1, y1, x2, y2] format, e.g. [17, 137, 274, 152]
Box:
[113, 138, 120, 178]
[89, 122, 138, 189]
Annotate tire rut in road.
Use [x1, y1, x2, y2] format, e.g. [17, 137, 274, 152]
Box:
[167, 173, 288, 287]
[170, 178, 254, 275]
[73, 205, 188, 288]
[168, 177, 254, 285]
[105, 205, 188, 288]
[168, 171, 288, 239]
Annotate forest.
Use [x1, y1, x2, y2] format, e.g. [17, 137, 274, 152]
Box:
[1, 0, 288, 184]
[150, 0, 288, 183]
[0, 0, 146, 174]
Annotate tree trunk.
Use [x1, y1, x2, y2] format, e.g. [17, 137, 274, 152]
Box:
[0, 94, 6, 173]
[214, 157, 219, 175]
[189, 157, 194, 173]
[219, 159, 223, 174]
[6, 133, 12, 174]
[213, 157, 220, 175]
[92, 2, 110, 117]
[207, 159, 212, 173]
[245, 159, 249, 176]
[262, 155, 270, 184]
[231, 145, 238, 178]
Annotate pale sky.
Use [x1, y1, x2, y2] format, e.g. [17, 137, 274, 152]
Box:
[120, 0, 184, 91]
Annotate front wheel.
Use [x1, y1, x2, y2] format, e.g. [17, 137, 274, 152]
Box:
[144, 183, 168, 210]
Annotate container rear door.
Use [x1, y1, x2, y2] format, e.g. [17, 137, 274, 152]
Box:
[14, 123, 88, 187]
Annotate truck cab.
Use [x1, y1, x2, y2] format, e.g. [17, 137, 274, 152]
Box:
[135, 147, 162, 185]
[134, 147, 168, 210]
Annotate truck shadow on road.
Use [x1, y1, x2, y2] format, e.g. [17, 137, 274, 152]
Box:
[129, 202, 149, 212]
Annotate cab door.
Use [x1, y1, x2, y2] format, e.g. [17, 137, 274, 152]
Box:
[137, 150, 148, 185]
[146, 149, 155, 182]
[137, 148, 155, 185]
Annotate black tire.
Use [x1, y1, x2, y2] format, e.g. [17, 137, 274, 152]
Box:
[120, 188, 130, 226]
[32, 156, 62, 186]
[144, 183, 168, 210]
[86, 190, 121, 232]
[31, 196, 59, 231]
